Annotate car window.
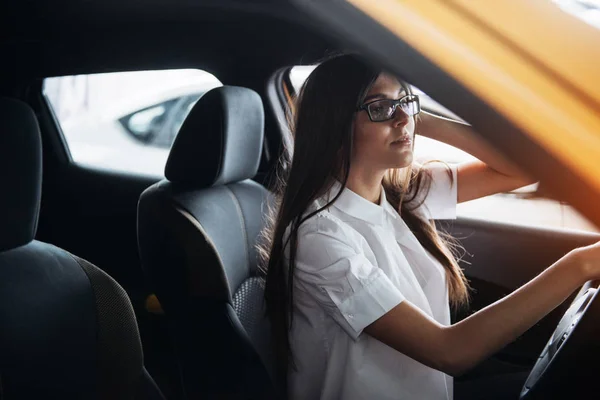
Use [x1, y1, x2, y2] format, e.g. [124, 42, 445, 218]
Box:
[552, 0, 600, 30]
[283, 66, 598, 233]
[43, 69, 221, 177]
[168, 95, 203, 145]
[119, 99, 179, 144]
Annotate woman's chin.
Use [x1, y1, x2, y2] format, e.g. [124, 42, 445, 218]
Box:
[392, 152, 413, 169]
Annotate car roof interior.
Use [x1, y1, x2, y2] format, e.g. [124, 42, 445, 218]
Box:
[3, 1, 333, 81]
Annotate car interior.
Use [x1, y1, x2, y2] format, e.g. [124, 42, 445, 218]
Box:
[2, 0, 600, 399]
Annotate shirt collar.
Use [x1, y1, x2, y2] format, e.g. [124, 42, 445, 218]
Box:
[324, 180, 389, 226]
[321, 181, 423, 253]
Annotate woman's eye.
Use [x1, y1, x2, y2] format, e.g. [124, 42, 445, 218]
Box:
[374, 102, 390, 111]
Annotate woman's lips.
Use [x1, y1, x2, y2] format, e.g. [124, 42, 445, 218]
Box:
[391, 137, 412, 147]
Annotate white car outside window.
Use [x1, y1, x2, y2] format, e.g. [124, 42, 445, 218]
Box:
[44, 69, 222, 177]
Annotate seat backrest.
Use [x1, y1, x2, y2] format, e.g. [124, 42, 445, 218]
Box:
[0, 97, 164, 400]
[137, 86, 275, 399]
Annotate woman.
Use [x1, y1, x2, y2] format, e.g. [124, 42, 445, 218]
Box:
[261, 54, 600, 399]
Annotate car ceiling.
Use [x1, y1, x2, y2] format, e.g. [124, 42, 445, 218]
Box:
[1, 0, 336, 84]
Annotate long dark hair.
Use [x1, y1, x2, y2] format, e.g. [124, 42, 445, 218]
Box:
[259, 54, 469, 393]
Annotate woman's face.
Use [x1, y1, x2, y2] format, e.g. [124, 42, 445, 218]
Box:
[352, 73, 415, 173]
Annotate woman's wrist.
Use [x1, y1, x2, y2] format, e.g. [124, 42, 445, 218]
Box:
[558, 248, 593, 285]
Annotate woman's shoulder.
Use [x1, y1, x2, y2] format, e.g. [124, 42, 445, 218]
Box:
[297, 207, 370, 250]
[293, 209, 369, 269]
[298, 208, 351, 239]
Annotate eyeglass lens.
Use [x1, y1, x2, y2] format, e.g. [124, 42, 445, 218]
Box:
[368, 96, 419, 121]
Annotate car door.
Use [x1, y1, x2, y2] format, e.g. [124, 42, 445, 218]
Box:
[444, 219, 598, 370]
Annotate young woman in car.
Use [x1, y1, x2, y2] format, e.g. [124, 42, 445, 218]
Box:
[261, 54, 600, 400]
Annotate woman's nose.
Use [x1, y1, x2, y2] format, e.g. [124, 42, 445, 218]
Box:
[392, 106, 409, 127]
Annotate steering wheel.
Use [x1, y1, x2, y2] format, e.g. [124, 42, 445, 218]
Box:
[520, 280, 600, 399]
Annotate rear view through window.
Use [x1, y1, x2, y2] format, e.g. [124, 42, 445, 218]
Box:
[43, 69, 221, 177]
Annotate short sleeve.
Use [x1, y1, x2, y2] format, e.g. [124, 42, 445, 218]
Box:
[293, 215, 404, 340]
[414, 162, 458, 220]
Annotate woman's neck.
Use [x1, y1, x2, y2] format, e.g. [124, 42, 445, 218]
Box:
[345, 167, 386, 204]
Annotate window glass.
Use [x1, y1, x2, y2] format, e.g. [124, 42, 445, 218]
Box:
[552, 0, 600, 30]
[284, 66, 599, 233]
[43, 69, 221, 177]
[289, 65, 316, 93]
[168, 96, 202, 145]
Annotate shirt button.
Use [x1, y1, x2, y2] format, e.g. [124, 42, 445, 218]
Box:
[347, 313, 354, 319]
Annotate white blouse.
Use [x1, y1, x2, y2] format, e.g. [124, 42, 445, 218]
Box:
[288, 163, 458, 400]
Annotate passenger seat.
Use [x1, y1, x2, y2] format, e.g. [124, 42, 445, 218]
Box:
[0, 97, 165, 400]
[137, 86, 275, 399]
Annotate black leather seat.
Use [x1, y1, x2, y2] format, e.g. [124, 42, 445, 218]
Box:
[0, 97, 165, 400]
[137, 86, 275, 399]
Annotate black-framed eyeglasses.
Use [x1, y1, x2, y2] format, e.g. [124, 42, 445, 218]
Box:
[358, 94, 420, 122]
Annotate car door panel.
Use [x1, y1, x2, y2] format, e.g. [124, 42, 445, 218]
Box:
[441, 218, 600, 372]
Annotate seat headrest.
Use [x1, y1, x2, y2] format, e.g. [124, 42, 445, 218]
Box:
[165, 86, 265, 188]
[0, 98, 42, 252]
